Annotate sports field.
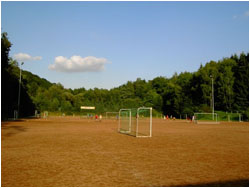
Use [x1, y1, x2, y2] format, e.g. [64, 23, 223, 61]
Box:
[1, 117, 249, 187]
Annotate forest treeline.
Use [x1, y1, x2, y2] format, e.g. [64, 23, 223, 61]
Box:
[2, 32, 249, 120]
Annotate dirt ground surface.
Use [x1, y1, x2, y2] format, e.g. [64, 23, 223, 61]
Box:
[1, 117, 249, 187]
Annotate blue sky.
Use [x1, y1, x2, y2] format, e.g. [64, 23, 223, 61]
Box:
[2, 1, 249, 89]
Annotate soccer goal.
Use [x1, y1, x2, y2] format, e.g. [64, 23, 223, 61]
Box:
[118, 109, 132, 134]
[194, 113, 219, 124]
[106, 112, 119, 119]
[136, 107, 152, 137]
[119, 107, 152, 137]
[225, 113, 243, 122]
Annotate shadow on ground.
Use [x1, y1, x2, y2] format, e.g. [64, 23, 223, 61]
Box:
[1, 124, 27, 138]
[176, 179, 249, 187]
[2, 116, 39, 123]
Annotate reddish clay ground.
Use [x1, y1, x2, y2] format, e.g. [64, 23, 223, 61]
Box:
[1, 117, 249, 187]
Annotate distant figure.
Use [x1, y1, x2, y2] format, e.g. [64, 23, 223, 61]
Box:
[95, 114, 98, 121]
[99, 115, 102, 121]
[163, 115, 166, 120]
[166, 115, 169, 120]
[192, 115, 195, 122]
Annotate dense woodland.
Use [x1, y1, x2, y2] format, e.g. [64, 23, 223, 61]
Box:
[2, 32, 249, 120]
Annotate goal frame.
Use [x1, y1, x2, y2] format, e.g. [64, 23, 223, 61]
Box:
[118, 109, 132, 134]
[194, 112, 220, 124]
[227, 113, 243, 122]
[106, 112, 119, 119]
[136, 107, 152, 137]
[118, 107, 153, 137]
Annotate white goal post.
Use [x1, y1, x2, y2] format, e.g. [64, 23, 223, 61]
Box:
[194, 113, 219, 124]
[136, 107, 152, 137]
[227, 113, 243, 122]
[106, 112, 119, 119]
[118, 109, 132, 134]
[118, 107, 152, 137]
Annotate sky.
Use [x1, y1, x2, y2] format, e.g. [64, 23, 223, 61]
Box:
[1, 1, 249, 90]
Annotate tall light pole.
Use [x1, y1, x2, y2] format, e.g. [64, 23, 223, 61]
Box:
[210, 75, 214, 120]
[17, 62, 24, 119]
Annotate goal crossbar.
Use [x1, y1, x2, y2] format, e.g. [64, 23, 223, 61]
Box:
[118, 109, 132, 133]
[106, 112, 119, 119]
[194, 113, 220, 124]
[118, 107, 152, 138]
[136, 107, 152, 137]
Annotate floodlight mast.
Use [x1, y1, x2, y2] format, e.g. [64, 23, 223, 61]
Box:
[17, 62, 24, 119]
[210, 75, 214, 120]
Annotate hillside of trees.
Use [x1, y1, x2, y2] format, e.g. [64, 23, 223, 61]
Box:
[2, 32, 249, 120]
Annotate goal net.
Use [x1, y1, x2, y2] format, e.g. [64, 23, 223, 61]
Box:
[194, 113, 219, 124]
[106, 112, 119, 119]
[119, 107, 152, 137]
[136, 107, 152, 137]
[217, 112, 243, 122]
[119, 109, 132, 134]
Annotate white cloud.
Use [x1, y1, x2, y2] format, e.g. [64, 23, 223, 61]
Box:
[13, 53, 42, 61]
[48, 55, 110, 73]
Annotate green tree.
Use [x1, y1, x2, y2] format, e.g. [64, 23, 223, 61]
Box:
[216, 58, 236, 111]
[232, 53, 249, 120]
[150, 76, 169, 96]
[176, 72, 194, 116]
[162, 82, 182, 116]
[33, 87, 50, 112]
[1, 32, 12, 70]
[191, 61, 219, 111]
[143, 90, 162, 112]
[61, 101, 72, 113]
[49, 98, 60, 111]
[133, 78, 149, 99]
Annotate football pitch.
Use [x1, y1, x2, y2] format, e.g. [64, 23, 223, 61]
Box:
[1, 117, 249, 187]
